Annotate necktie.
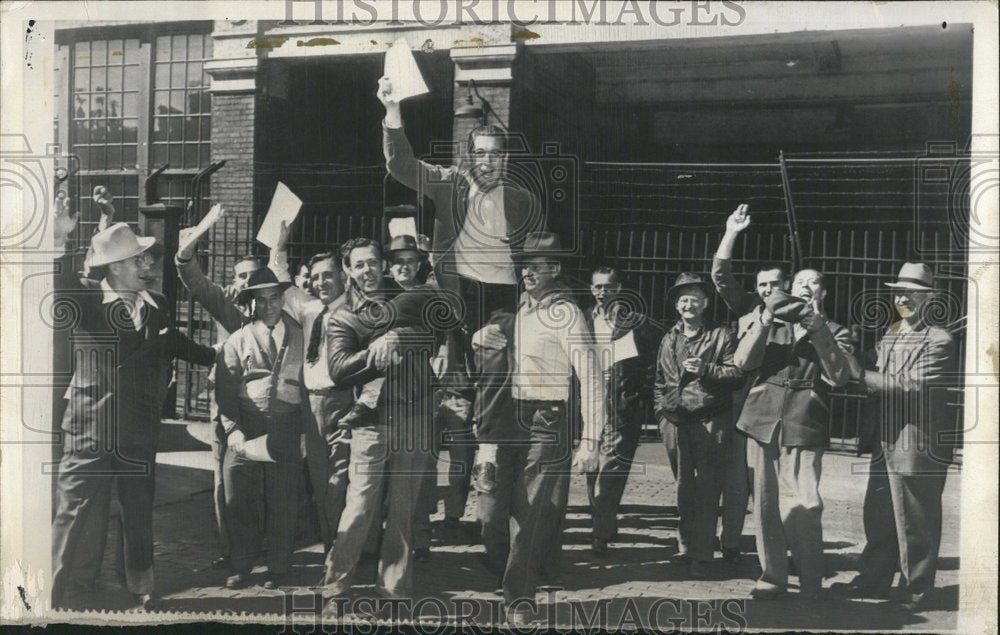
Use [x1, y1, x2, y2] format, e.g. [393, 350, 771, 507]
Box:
[267, 325, 278, 363]
[306, 304, 328, 364]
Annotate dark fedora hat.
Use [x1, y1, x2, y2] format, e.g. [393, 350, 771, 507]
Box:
[514, 231, 563, 262]
[763, 288, 811, 323]
[236, 267, 291, 305]
[666, 272, 713, 305]
[385, 234, 425, 259]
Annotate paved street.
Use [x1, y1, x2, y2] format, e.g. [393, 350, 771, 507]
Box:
[54, 420, 960, 630]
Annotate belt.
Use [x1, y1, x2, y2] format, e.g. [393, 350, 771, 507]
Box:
[764, 377, 815, 389]
[308, 386, 346, 396]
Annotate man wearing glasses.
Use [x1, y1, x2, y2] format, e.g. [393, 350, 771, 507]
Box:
[377, 77, 544, 494]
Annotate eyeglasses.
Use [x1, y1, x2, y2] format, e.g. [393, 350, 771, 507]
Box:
[472, 149, 504, 158]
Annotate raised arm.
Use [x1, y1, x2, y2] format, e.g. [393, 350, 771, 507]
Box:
[175, 207, 245, 333]
[268, 219, 316, 321]
[711, 204, 759, 316]
[734, 308, 773, 372]
[378, 76, 455, 193]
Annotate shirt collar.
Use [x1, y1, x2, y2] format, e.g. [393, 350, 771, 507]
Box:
[672, 320, 705, 337]
[100, 278, 158, 309]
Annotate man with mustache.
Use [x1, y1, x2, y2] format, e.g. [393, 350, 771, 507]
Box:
[734, 268, 853, 599]
[837, 263, 957, 611]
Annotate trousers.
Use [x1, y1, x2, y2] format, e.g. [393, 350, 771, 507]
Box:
[479, 400, 571, 613]
[52, 442, 157, 604]
[586, 424, 640, 542]
[222, 410, 302, 576]
[748, 435, 825, 592]
[304, 390, 353, 551]
[854, 433, 949, 600]
[323, 417, 436, 598]
[720, 430, 749, 550]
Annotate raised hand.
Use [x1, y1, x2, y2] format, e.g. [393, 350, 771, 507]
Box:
[377, 75, 403, 127]
[177, 203, 225, 261]
[275, 219, 291, 253]
[725, 203, 751, 234]
[92, 185, 116, 232]
[53, 191, 78, 251]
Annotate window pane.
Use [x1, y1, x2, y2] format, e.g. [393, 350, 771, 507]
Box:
[74, 68, 89, 92]
[73, 95, 87, 119]
[183, 143, 197, 169]
[125, 177, 138, 197]
[123, 118, 138, 143]
[107, 65, 122, 91]
[109, 39, 124, 63]
[156, 36, 171, 60]
[184, 116, 199, 140]
[155, 63, 169, 89]
[123, 93, 138, 118]
[172, 35, 187, 60]
[170, 90, 185, 114]
[75, 147, 89, 170]
[124, 65, 140, 90]
[90, 119, 107, 144]
[171, 63, 185, 89]
[169, 117, 183, 142]
[153, 118, 168, 142]
[107, 117, 122, 143]
[186, 63, 202, 87]
[124, 143, 137, 167]
[92, 41, 107, 66]
[169, 143, 182, 167]
[91, 67, 106, 93]
[200, 115, 211, 139]
[188, 91, 201, 115]
[74, 42, 90, 66]
[152, 143, 167, 167]
[199, 144, 210, 167]
[90, 145, 106, 170]
[90, 95, 107, 119]
[108, 145, 121, 169]
[154, 90, 170, 115]
[191, 34, 205, 60]
[73, 120, 89, 144]
[124, 39, 140, 64]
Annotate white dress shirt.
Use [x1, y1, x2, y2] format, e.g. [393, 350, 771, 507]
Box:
[511, 291, 605, 441]
[252, 318, 285, 358]
[100, 278, 158, 333]
[269, 250, 337, 391]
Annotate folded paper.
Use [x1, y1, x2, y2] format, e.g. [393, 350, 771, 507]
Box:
[388, 216, 418, 239]
[256, 182, 303, 249]
[384, 37, 429, 102]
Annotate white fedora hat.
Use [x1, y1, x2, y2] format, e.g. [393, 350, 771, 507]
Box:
[88, 222, 156, 267]
[885, 262, 935, 291]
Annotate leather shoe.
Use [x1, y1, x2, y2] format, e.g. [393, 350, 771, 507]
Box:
[591, 538, 609, 556]
[830, 581, 890, 600]
[225, 574, 250, 590]
[471, 462, 497, 494]
[210, 555, 230, 570]
[750, 582, 787, 600]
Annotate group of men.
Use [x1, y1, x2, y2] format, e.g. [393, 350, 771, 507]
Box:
[48, 74, 958, 623]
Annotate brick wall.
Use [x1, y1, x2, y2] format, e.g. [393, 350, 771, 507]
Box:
[452, 83, 512, 159]
[208, 91, 257, 282]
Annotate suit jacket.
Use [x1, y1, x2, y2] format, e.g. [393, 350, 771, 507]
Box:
[863, 321, 958, 465]
[735, 317, 853, 448]
[383, 125, 543, 292]
[55, 253, 216, 455]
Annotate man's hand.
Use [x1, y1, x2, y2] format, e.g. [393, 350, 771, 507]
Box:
[368, 330, 400, 371]
[377, 75, 403, 128]
[53, 191, 78, 251]
[799, 302, 827, 333]
[759, 305, 775, 327]
[228, 429, 247, 456]
[682, 357, 706, 377]
[275, 219, 292, 253]
[572, 438, 600, 473]
[222, 284, 240, 305]
[177, 203, 225, 261]
[725, 204, 751, 234]
[471, 324, 507, 351]
[92, 185, 115, 231]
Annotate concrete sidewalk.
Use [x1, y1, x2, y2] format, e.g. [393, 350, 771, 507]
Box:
[54, 420, 960, 630]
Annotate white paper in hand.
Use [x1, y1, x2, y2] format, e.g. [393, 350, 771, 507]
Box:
[613, 330, 640, 364]
[256, 182, 303, 248]
[243, 435, 275, 463]
[384, 37, 429, 102]
[388, 216, 418, 238]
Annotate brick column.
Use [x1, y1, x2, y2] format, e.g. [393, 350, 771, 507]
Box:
[205, 20, 262, 279]
[450, 42, 519, 156]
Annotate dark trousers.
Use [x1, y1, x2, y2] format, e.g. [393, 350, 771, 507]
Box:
[854, 436, 949, 600]
[478, 400, 571, 612]
[223, 412, 302, 577]
[52, 442, 157, 604]
[210, 420, 229, 558]
[454, 276, 518, 443]
[586, 425, 640, 541]
[304, 390, 352, 551]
